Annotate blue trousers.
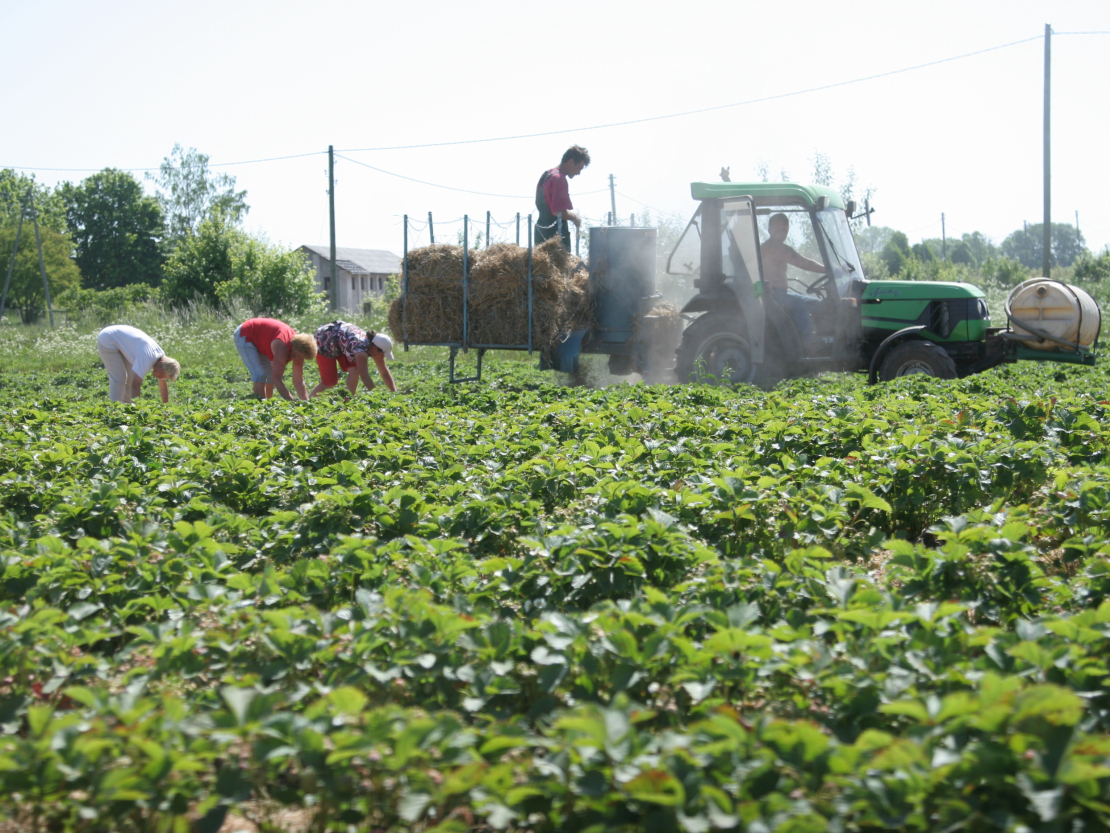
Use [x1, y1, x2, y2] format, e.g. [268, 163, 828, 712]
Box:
[769, 288, 820, 344]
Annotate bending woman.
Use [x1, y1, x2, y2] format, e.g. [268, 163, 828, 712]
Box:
[96, 325, 180, 404]
[311, 320, 396, 396]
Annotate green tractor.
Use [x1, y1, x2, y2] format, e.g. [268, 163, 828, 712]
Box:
[666, 182, 1100, 385]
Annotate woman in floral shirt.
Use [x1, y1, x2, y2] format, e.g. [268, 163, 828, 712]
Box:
[310, 320, 397, 396]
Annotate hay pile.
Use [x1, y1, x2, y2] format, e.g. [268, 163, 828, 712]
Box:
[388, 237, 593, 352]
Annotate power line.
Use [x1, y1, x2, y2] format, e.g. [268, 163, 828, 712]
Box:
[334, 153, 531, 199]
[6, 30, 1108, 176]
[337, 34, 1045, 153]
[0, 151, 324, 175]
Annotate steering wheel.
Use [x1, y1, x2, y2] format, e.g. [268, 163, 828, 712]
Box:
[803, 272, 833, 294]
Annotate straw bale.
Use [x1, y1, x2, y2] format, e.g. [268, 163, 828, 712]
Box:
[388, 237, 594, 353]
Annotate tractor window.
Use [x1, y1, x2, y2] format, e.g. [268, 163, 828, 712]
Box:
[814, 208, 864, 298]
[721, 200, 762, 287]
[666, 205, 701, 276]
[755, 207, 826, 295]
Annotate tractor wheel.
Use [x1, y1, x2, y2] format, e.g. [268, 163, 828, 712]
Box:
[878, 339, 958, 381]
[675, 315, 755, 385]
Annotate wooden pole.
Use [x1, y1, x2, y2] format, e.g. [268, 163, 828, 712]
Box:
[329, 145, 338, 310]
[1043, 24, 1052, 277]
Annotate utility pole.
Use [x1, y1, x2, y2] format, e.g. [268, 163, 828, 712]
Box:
[609, 174, 617, 226]
[941, 213, 946, 260]
[1043, 23, 1052, 277]
[328, 145, 338, 310]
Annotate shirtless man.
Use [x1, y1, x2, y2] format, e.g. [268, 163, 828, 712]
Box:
[759, 213, 826, 348]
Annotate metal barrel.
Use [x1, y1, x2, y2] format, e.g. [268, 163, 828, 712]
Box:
[588, 226, 657, 344]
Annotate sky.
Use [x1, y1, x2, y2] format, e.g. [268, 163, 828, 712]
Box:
[3, 0, 1109, 259]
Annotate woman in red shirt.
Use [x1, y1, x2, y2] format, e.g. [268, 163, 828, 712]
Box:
[234, 317, 317, 400]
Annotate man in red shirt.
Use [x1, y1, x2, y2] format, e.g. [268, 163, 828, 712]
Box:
[535, 145, 590, 249]
[234, 317, 317, 400]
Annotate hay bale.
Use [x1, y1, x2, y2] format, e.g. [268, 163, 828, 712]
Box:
[388, 237, 594, 352]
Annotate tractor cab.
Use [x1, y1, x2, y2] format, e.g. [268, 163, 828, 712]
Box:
[668, 182, 867, 384]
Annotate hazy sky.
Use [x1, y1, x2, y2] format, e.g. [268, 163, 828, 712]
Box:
[4, 0, 1108, 258]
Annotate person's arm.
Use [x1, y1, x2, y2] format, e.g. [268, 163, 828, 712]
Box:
[563, 210, 581, 228]
[270, 340, 296, 401]
[158, 378, 169, 403]
[291, 358, 307, 401]
[785, 247, 826, 274]
[354, 353, 376, 392]
[372, 353, 397, 392]
[129, 374, 143, 401]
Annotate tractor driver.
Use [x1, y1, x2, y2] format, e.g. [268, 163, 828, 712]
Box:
[535, 145, 590, 250]
[760, 213, 826, 350]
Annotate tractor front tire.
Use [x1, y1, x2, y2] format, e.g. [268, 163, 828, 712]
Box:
[675, 315, 756, 385]
[878, 339, 957, 382]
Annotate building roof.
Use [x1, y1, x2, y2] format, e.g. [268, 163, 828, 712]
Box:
[300, 245, 401, 275]
[335, 260, 370, 274]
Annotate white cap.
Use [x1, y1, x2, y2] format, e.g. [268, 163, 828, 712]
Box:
[372, 332, 394, 360]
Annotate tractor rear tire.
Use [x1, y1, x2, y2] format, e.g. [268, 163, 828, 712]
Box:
[878, 339, 958, 381]
[675, 315, 756, 385]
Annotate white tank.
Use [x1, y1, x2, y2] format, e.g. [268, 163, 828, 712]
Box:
[1006, 278, 1101, 351]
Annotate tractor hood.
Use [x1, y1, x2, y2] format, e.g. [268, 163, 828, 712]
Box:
[862, 281, 986, 301]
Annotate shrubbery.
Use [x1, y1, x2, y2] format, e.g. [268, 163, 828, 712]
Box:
[162, 211, 323, 316]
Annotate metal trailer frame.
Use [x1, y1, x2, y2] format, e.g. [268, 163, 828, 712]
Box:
[401, 213, 537, 382]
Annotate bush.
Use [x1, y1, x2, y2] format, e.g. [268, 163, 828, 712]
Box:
[894, 257, 974, 284]
[54, 284, 156, 324]
[1074, 248, 1110, 282]
[980, 256, 1030, 287]
[161, 211, 324, 316]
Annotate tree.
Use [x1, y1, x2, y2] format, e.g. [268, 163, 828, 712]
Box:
[1001, 222, 1085, 270]
[146, 144, 248, 242]
[911, 242, 935, 263]
[162, 211, 321, 315]
[881, 232, 913, 277]
[1074, 247, 1110, 282]
[960, 231, 998, 266]
[59, 169, 165, 290]
[854, 226, 895, 256]
[0, 223, 82, 323]
[949, 240, 975, 265]
[0, 170, 67, 234]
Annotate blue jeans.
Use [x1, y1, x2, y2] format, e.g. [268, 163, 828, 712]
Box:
[769, 288, 820, 344]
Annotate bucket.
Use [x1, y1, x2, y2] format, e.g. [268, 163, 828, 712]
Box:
[1006, 278, 1101, 351]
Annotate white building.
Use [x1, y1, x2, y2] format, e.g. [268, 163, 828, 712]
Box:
[299, 245, 401, 311]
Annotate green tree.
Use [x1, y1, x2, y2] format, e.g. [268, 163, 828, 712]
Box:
[949, 240, 975, 266]
[162, 211, 321, 314]
[146, 144, 249, 242]
[0, 170, 67, 234]
[960, 231, 998, 266]
[0, 224, 82, 323]
[59, 169, 165, 290]
[911, 242, 935, 263]
[854, 226, 895, 256]
[1074, 247, 1110, 282]
[1001, 222, 1085, 270]
[881, 232, 912, 276]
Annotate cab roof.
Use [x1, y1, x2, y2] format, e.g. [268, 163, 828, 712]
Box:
[690, 181, 845, 209]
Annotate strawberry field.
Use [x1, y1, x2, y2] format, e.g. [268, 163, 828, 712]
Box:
[3, 357, 1110, 832]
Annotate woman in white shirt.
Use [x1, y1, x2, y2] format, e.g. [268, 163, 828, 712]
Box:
[96, 325, 180, 403]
